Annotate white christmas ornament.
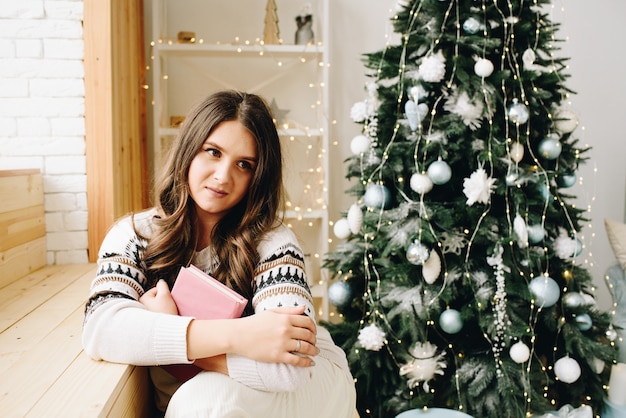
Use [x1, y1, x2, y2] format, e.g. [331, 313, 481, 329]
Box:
[510, 341, 531, 363]
[347, 204, 363, 234]
[422, 249, 441, 284]
[410, 172, 433, 194]
[427, 159, 452, 185]
[463, 166, 496, 206]
[408, 85, 427, 102]
[405, 100, 428, 131]
[418, 51, 446, 83]
[333, 218, 351, 239]
[554, 356, 581, 384]
[357, 323, 386, 351]
[399, 341, 447, 391]
[510, 142, 525, 163]
[514, 214, 529, 249]
[350, 135, 371, 155]
[554, 109, 579, 134]
[474, 58, 494, 78]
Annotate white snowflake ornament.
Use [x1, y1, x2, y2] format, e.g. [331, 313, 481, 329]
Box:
[399, 341, 447, 391]
[463, 165, 496, 206]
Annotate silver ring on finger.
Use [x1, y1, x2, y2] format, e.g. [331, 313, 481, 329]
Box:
[294, 339, 301, 353]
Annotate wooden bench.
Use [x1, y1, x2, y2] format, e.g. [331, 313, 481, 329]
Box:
[0, 169, 153, 417]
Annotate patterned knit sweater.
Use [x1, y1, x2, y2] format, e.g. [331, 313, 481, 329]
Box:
[82, 209, 349, 393]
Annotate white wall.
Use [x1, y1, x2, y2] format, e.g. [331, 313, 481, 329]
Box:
[328, 1, 626, 310]
[0, 0, 88, 264]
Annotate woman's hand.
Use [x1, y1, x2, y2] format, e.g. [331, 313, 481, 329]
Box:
[231, 305, 318, 366]
[187, 305, 318, 367]
[139, 279, 178, 315]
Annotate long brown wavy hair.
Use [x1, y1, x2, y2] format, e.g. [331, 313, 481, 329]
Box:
[141, 90, 284, 308]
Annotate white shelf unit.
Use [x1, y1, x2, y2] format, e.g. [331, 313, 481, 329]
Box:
[149, 0, 331, 320]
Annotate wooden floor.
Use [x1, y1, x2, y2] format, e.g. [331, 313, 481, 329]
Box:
[0, 263, 152, 417]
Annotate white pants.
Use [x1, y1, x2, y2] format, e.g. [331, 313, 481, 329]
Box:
[163, 356, 357, 418]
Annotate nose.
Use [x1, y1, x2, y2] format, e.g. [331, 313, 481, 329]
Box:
[212, 160, 231, 184]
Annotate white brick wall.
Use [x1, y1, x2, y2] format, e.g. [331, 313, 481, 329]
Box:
[0, 0, 88, 264]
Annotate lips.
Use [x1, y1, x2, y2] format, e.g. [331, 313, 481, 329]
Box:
[206, 186, 227, 197]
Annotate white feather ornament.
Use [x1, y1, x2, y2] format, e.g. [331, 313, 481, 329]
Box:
[514, 214, 528, 249]
[422, 249, 441, 284]
[347, 204, 363, 234]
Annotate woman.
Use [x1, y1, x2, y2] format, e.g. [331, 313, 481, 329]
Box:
[82, 90, 356, 417]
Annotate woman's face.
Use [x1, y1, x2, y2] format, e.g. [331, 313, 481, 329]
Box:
[188, 120, 257, 228]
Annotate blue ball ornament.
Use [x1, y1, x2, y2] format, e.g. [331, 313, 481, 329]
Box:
[527, 224, 545, 244]
[529, 276, 560, 308]
[575, 313, 592, 331]
[538, 137, 562, 160]
[439, 309, 463, 334]
[557, 173, 577, 188]
[427, 159, 452, 185]
[563, 292, 585, 308]
[363, 184, 392, 210]
[328, 281, 353, 308]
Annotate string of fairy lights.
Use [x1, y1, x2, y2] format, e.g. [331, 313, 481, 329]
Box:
[329, 0, 617, 415]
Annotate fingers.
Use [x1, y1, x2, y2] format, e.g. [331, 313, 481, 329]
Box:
[155, 279, 170, 295]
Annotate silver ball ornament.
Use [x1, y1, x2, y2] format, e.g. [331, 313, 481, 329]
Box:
[528, 276, 560, 308]
[508, 101, 529, 125]
[463, 17, 481, 34]
[538, 137, 562, 160]
[406, 241, 430, 265]
[410, 173, 433, 194]
[328, 281, 353, 308]
[427, 159, 452, 185]
[554, 356, 581, 384]
[439, 309, 463, 334]
[363, 184, 392, 210]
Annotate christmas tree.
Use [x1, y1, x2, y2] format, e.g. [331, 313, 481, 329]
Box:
[324, 1, 617, 417]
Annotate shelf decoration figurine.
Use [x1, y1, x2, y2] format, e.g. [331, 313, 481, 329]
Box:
[295, 13, 313, 45]
[263, 0, 281, 45]
[177, 31, 195, 44]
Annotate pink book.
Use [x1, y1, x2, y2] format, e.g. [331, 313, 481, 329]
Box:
[162, 264, 248, 382]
